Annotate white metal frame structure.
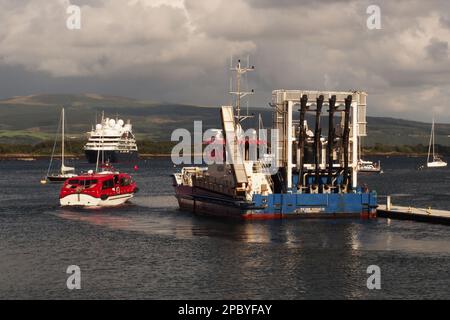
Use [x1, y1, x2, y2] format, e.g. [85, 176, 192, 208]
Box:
[271, 90, 368, 190]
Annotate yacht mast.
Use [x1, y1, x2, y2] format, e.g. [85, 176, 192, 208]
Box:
[432, 118, 436, 160]
[61, 108, 65, 174]
[428, 117, 434, 163]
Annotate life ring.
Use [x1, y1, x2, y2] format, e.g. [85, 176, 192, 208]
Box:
[115, 187, 120, 193]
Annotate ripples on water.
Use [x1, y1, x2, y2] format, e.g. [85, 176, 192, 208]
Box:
[0, 157, 449, 299]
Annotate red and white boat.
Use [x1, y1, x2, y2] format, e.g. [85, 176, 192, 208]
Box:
[59, 166, 138, 207]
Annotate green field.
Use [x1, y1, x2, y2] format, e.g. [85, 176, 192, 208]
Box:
[1, 94, 449, 148]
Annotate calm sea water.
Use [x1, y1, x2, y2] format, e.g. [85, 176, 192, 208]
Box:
[0, 156, 449, 299]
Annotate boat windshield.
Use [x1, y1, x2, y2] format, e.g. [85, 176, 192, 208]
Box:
[120, 177, 132, 186]
[66, 179, 98, 188]
[102, 179, 115, 190]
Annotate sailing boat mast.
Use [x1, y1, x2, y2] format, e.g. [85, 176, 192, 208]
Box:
[432, 118, 436, 160]
[428, 117, 434, 163]
[61, 108, 65, 174]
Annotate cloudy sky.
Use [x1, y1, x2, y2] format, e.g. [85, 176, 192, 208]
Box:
[0, 0, 449, 122]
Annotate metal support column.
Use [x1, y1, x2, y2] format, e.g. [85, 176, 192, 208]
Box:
[352, 101, 358, 189]
[287, 100, 293, 191]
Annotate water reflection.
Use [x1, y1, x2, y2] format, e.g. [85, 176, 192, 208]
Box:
[56, 207, 450, 256]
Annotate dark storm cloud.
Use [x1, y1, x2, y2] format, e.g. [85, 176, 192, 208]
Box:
[245, 0, 351, 8]
[440, 15, 450, 29]
[0, 0, 449, 122]
[426, 38, 449, 62]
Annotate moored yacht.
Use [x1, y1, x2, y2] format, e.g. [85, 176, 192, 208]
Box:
[358, 159, 383, 173]
[427, 117, 447, 168]
[84, 114, 138, 163]
[42, 108, 77, 184]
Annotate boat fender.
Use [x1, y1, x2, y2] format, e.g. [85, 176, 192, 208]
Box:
[101, 194, 109, 200]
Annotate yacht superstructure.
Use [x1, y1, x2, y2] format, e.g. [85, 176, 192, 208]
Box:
[84, 115, 138, 163]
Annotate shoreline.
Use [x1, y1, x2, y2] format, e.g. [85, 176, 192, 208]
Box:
[0, 153, 173, 159]
[0, 152, 431, 160]
[363, 152, 428, 157]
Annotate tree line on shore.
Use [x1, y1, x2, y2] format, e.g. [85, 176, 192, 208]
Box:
[0, 140, 449, 156]
[0, 140, 177, 155]
[364, 143, 450, 155]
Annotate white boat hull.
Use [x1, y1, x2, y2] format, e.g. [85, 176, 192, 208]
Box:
[60, 193, 134, 207]
[427, 161, 448, 168]
[358, 167, 382, 173]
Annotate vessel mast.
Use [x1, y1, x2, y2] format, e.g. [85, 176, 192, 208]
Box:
[428, 116, 434, 163]
[61, 108, 65, 174]
[432, 117, 436, 160]
[229, 58, 255, 123]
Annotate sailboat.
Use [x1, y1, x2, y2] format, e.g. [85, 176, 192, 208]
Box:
[42, 108, 77, 183]
[427, 117, 447, 168]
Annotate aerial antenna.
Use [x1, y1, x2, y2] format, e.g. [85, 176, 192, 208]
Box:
[229, 57, 255, 123]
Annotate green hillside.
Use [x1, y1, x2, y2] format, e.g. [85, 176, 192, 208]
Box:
[0, 94, 449, 147]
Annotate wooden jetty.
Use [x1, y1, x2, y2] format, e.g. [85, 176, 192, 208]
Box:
[377, 196, 450, 225]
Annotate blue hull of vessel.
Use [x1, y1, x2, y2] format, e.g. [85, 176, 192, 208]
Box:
[174, 185, 378, 219]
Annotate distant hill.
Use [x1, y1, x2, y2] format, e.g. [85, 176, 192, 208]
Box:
[0, 94, 449, 146]
[0, 94, 220, 143]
